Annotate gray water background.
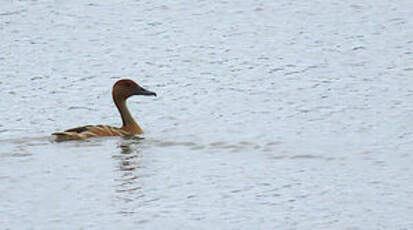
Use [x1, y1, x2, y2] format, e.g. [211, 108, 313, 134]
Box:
[0, 0, 412, 229]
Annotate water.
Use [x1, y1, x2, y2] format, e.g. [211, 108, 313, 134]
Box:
[1, 0, 412, 229]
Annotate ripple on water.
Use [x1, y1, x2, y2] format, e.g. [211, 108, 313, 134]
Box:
[147, 139, 283, 153]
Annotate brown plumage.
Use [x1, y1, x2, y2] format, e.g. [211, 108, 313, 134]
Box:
[52, 79, 156, 142]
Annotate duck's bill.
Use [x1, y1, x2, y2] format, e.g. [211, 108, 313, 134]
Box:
[136, 88, 157, 96]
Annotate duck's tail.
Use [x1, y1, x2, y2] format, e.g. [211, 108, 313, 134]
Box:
[51, 132, 87, 142]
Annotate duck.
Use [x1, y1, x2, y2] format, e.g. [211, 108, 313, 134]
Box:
[52, 79, 156, 142]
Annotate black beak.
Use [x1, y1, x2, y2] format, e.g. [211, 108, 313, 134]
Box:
[137, 88, 157, 96]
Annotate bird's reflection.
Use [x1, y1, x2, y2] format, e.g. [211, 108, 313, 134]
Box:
[113, 137, 145, 204]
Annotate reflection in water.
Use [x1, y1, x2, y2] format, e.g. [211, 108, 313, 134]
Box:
[113, 138, 145, 209]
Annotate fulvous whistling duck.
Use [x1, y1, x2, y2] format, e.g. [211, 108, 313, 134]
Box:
[52, 79, 156, 142]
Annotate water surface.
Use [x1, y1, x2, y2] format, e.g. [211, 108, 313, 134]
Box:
[1, 0, 412, 229]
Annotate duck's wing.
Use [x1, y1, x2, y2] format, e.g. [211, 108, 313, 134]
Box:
[52, 125, 130, 142]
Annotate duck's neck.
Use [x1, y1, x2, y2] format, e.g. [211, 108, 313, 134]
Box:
[114, 96, 143, 134]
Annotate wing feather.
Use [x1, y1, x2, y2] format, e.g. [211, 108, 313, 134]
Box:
[52, 124, 133, 142]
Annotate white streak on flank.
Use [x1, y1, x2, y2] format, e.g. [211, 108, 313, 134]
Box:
[111, 128, 122, 136]
[82, 131, 98, 137]
[103, 125, 113, 135]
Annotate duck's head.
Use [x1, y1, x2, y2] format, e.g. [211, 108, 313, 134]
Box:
[112, 79, 157, 100]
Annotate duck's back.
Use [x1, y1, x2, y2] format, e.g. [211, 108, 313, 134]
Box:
[52, 125, 130, 142]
